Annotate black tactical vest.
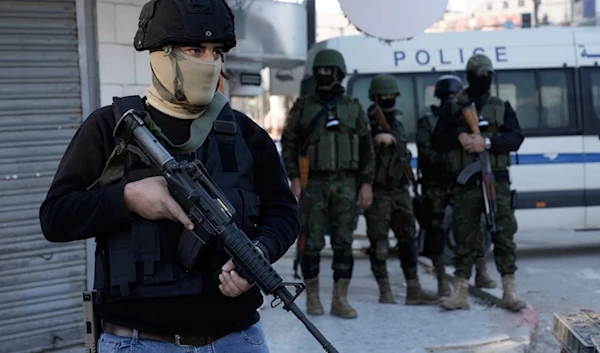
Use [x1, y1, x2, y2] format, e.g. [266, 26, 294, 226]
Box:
[93, 101, 261, 304]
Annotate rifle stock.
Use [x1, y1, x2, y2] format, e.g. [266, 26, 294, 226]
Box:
[369, 105, 392, 133]
[462, 103, 481, 135]
[115, 109, 339, 353]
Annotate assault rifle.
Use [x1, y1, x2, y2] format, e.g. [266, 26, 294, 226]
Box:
[369, 105, 427, 226]
[113, 108, 339, 353]
[456, 102, 499, 234]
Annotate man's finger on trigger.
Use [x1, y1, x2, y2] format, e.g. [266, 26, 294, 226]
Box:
[166, 199, 194, 230]
[222, 259, 235, 272]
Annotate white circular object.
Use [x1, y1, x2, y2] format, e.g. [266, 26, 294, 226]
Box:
[339, 0, 449, 41]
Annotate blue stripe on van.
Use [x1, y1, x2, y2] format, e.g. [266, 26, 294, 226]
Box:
[409, 153, 600, 168]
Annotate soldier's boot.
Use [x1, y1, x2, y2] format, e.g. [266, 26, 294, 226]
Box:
[499, 274, 527, 312]
[405, 278, 440, 305]
[304, 278, 324, 316]
[435, 265, 451, 297]
[440, 277, 470, 310]
[475, 258, 497, 289]
[330, 279, 358, 319]
[376, 277, 397, 304]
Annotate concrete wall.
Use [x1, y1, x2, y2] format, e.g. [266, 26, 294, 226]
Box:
[96, 0, 150, 107]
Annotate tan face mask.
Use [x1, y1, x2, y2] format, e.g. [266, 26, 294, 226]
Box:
[147, 48, 221, 119]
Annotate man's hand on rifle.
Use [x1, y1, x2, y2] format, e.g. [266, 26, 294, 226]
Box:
[374, 132, 396, 146]
[124, 176, 195, 230]
[466, 134, 486, 153]
[458, 132, 474, 150]
[290, 177, 301, 200]
[218, 247, 265, 297]
[358, 183, 373, 211]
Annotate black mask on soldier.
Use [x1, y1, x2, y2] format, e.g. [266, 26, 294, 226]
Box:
[377, 96, 396, 110]
[315, 73, 334, 87]
[467, 71, 492, 97]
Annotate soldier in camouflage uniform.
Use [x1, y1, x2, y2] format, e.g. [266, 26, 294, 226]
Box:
[432, 54, 527, 312]
[416, 75, 497, 298]
[364, 74, 439, 305]
[281, 49, 375, 319]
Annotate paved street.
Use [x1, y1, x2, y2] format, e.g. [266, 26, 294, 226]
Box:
[50, 229, 600, 353]
[260, 254, 532, 353]
[471, 230, 600, 353]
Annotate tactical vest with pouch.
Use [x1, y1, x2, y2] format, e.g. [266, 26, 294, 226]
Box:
[90, 93, 261, 304]
[447, 95, 510, 173]
[300, 95, 361, 173]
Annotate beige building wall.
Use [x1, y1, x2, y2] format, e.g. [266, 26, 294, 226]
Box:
[96, 0, 151, 108]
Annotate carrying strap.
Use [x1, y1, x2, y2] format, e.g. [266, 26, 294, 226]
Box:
[87, 92, 229, 190]
[299, 95, 343, 155]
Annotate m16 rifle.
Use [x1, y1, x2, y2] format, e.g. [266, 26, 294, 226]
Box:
[112, 107, 340, 353]
[456, 102, 499, 234]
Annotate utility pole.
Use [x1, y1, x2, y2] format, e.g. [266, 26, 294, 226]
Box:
[532, 0, 541, 27]
[306, 0, 316, 49]
[569, 0, 574, 25]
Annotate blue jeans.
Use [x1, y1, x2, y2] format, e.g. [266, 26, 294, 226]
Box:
[97, 320, 269, 353]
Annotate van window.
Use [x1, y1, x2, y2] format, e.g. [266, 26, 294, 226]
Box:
[347, 68, 577, 140]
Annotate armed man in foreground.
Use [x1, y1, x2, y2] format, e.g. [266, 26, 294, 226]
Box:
[416, 75, 497, 298]
[365, 74, 439, 305]
[281, 49, 375, 319]
[39, 0, 299, 352]
[432, 54, 526, 312]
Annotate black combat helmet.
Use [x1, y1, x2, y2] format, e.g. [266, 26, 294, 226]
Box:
[134, 0, 236, 52]
[434, 75, 463, 99]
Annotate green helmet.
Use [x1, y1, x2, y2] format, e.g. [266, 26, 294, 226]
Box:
[466, 54, 494, 77]
[369, 74, 400, 99]
[312, 49, 347, 75]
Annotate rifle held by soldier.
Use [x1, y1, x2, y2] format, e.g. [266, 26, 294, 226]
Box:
[113, 109, 340, 353]
[456, 102, 499, 234]
[369, 105, 427, 227]
[293, 156, 310, 280]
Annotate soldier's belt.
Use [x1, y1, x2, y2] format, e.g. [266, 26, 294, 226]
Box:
[308, 170, 357, 180]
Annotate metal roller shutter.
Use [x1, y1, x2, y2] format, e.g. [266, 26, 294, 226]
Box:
[0, 1, 87, 352]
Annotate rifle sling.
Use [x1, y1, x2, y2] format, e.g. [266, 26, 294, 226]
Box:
[87, 92, 228, 190]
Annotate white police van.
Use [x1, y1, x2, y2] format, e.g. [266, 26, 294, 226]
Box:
[303, 26, 600, 233]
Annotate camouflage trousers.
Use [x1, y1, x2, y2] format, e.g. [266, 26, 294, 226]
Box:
[300, 176, 358, 281]
[451, 181, 518, 279]
[422, 181, 488, 270]
[364, 186, 418, 280]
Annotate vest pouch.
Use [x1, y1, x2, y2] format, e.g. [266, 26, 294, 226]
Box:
[336, 133, 352, 170]
[448, 148, 478, 174]
[93, 248, 106, 291]
[374, 154, 388, 186]
[492, 153, 510, 170]
[131, 217, 175, 286]
[107, 229, 136, 296]
[337, 101, 359, 171]
[315, 134, 337, 171]
[351, 134, 359, 169]
[238, 188, 261, 229]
